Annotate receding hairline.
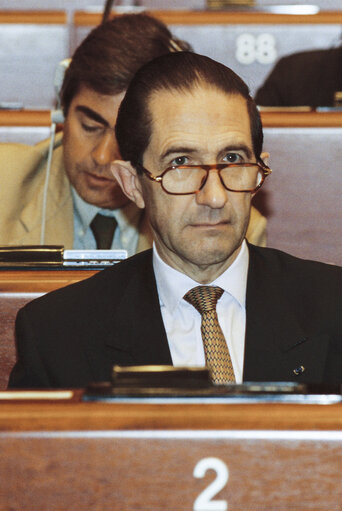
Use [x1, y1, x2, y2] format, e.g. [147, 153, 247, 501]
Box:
[147, 78, 249, 105]
[146, 81, 252, 136]
[141, 82, 255, 168]
[115, 52, 263, 166]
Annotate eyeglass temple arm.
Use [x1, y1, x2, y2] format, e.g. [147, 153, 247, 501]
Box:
[136, 163, 163, 182]
[257, 156, 272, 174]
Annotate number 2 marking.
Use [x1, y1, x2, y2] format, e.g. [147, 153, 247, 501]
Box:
[193, 457, 229, 511]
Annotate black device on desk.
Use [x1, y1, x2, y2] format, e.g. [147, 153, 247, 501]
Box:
[83, 366, 342, 404]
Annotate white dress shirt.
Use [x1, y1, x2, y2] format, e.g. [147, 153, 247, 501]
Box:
[72, 187, 142, 256]
[153, 240, 249, 383]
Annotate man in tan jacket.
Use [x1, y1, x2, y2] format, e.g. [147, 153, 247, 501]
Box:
[0, 14, 266, 253]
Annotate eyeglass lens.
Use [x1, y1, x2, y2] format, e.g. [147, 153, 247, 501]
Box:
[162, 165, 263, 194]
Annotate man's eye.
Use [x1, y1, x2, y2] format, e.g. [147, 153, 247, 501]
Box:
[171, 156, 188, 166]
[81, 123, 102, 133]
[224, 153, 243, 164]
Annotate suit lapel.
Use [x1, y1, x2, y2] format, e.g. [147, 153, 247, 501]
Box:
[244, 245, 329, 383]
[106, 252, 172, 365]
[84, 251, 172, 383]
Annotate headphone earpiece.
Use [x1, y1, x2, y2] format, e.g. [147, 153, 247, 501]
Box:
[51, 58, 71, 124]
[50, 109, 65, 124]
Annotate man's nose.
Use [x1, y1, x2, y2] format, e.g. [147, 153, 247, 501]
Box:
[195, 169, 228, 208]
[92, 130, 119, 166]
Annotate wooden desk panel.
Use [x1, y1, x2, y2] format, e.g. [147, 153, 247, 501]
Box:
[74, 10, 342, 26]
[1, 109, 341, 145]
[1, 399, 342, 431]
[0, 269, 98, 293]
[0, 398, 341, 510]
[0, 110, 51, 127]
[2, 110, 342, 128]
[0, 10, 66, 24]
[1, 432, 341, 510]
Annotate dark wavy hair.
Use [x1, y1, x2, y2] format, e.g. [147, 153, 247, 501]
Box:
[115, 51, 264, 170]
[61, 12, 192, 116]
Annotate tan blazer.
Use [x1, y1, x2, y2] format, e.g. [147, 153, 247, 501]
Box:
[0, 134, 266, 249]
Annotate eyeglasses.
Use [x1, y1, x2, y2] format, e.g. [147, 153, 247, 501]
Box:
[136, 162, 272, 195]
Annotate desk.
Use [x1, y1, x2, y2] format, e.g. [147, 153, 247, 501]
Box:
[74, 10, 342, 97]
[0, 109, 52, 144]
[0, 394, 341, 510]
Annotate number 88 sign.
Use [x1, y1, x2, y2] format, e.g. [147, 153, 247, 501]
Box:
[235, 33, 277, 65]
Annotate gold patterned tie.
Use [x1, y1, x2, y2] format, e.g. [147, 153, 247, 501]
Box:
[184, 286, 235, 384]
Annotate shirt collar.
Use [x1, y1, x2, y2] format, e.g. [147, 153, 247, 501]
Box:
[71, 186, 141, 233]
[153, 240, 249, 315]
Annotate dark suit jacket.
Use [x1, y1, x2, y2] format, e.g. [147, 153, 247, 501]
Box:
[8, 245, 342, 388]
[255, 46, 342, 107]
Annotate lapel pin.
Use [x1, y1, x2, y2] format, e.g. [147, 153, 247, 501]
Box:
[293, 365, 305, 376]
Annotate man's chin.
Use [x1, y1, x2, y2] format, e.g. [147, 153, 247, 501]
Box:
[184, 244, 239, 268]
[78, 185, 130, 210]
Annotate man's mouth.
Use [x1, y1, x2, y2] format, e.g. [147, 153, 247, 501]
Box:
[84, 171, 114, 183]
[191, 220, 229, 228]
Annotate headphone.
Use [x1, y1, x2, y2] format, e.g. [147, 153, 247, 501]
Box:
[40, 58, 71, 244]
[51, 58, 71, 124]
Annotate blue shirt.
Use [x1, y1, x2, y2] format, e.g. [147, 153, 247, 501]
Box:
[71, 187, 142, 257]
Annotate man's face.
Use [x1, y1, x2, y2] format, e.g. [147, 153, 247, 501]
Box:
[138, 86, 255, 282]
[63, 85, 128, 209]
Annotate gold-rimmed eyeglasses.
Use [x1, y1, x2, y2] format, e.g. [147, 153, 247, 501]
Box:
[136, 162, 272, 195]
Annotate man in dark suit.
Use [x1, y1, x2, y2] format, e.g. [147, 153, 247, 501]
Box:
[255, 45, 342, 107]
[8, 52, 342, 389]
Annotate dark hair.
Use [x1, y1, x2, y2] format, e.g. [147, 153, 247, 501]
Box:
[115, 51, 263, 168]
[61, 13, 191, 115]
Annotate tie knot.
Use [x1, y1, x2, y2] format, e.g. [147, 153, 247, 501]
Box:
[184, 285, 224, 314]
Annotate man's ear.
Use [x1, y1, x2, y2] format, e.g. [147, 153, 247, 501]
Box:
[111, 160, 145, 209]
[251, 151, 271, 198]
[261, 151, 270, 166]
